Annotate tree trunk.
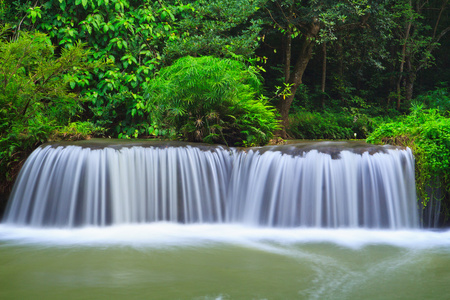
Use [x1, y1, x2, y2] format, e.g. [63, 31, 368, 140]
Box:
[397, 0, 413, 110]
[321, 42, 327, 108]
[405, 56, 416, 102]
[337, 37, 344, 78]
[405, 79, 414, 103]
[277, 27, 318, 138]
[284, 32, 292, 82]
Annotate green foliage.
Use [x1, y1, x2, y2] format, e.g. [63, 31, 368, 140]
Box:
[263, 0, 374, 42]
[367, 105, 450, 208]
[288, 111, 351, 140]
[49, 121, 104, 141]
[144, 56, 279, 146]
[0, 27, 98, 191]
[287, 109, 379, 140]
[414, 85, 450, 114]
[5, 0, 190, 137]
[391, 0, 440, 71]
[165, 0, 265, 60]
[286, 84, 396, 140]
[0, 0, 6, 20]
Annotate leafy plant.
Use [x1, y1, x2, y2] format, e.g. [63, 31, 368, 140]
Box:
[414, 85, 450, 114]
[0, 26, 100, 192]
[49, 122, 104, 141]
[287, 107, 381, 140]
[367, 104, 450, 212]
[287, 110, 352, 140]
[164, 0, 265, 60]
[5, 0, 191, 137]
[143, 56, 280, 146]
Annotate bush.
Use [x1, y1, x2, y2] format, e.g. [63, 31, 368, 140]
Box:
[3, 0, 191, 138]
[287, 109, 378, 140]
[414, 85, 450, 114]
[367, 105, 450, 210]
[0, 27, 99, 192]
[143, 56, 280, 146]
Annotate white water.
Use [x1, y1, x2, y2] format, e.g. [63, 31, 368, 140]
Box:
[1, 223, 450, 249]
[3, 142, 419, 229]
[227, 149, 417, 228]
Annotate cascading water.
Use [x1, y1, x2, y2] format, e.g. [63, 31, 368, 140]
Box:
[227, 148, 418, 228]
[3, 141, 419, 229]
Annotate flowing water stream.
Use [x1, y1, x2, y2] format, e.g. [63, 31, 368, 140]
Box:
[1, 140, 450, 299]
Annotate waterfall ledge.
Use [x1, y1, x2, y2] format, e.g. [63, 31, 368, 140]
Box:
[3, 140, 419, 229]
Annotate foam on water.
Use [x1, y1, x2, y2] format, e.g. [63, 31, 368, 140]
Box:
[1, 224, 450, 250]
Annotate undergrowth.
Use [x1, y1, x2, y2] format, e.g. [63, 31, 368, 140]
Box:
[367, 105, 450, 220]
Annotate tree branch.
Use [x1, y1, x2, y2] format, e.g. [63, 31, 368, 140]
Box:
[417, 25, 450, 72]
[265, 7, 285, 31]
[433, 0, 448, 39]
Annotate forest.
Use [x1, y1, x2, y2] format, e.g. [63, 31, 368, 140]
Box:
[0, 0, 449, 219]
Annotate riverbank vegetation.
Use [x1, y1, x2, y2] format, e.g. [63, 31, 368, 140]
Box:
[144, 55, 279, 146]
[0, 26, 104, 194]
[1, 0, 449, 223]
[367, 102, 450, 222]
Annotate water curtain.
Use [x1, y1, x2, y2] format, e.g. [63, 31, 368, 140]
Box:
[3, 142, 419, 229]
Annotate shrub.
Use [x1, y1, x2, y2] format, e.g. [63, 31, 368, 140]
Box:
[367, 105, 450, 211]
[143, 56, 280, 146]
[414, 85, 450, 114]
[4, 0, 191, 138]
[0, 27, 100, 193]
[287, 109, 378, 140]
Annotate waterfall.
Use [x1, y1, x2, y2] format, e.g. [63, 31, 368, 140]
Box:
[3, 141, 420, 229]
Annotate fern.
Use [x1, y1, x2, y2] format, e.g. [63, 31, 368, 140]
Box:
[143, 55, 279, 146]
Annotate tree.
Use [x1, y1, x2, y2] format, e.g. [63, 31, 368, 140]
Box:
[392, 0, 450, 109]
[164, 0, 266, 60]
[3, 0, 190, 138]
[143, 56, 279, 146]
[260, 0, 383, 137]
[0, 26, 99, 192]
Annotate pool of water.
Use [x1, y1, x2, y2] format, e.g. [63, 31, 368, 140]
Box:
[1, 224, 450, 299]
